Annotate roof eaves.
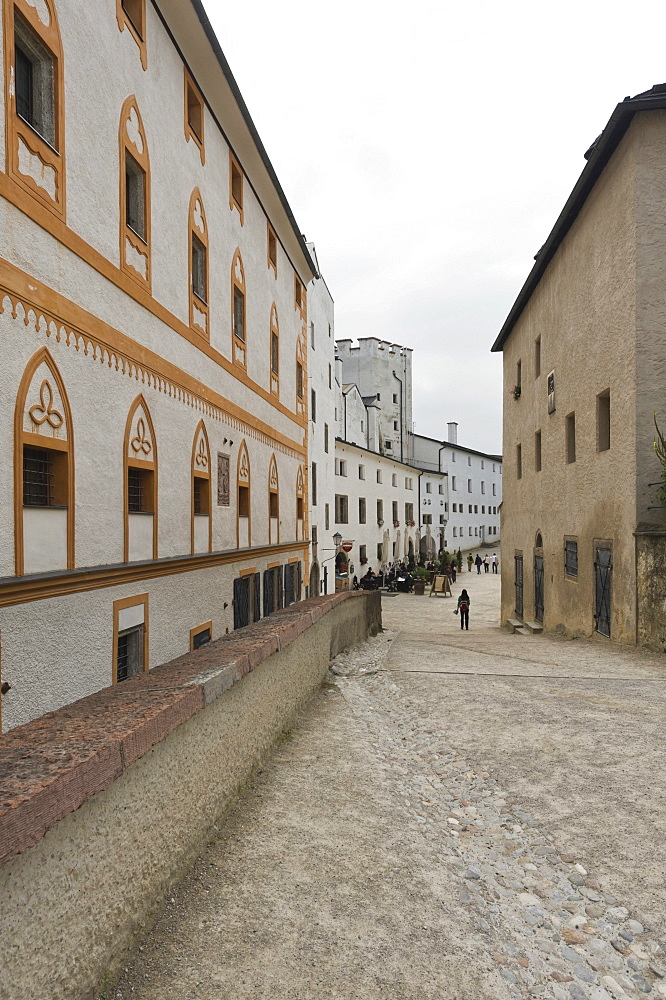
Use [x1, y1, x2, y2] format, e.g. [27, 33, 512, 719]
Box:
[186, 0, 317, 281]
[491, 90, 666, 352]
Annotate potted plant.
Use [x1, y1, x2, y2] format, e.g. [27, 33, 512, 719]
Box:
[413, 566, 429, 595]
[509, 384, 521, 400]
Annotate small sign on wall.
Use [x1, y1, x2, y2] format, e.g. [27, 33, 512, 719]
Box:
[547, 370, 556, 414]
[217, 453, 230, 506]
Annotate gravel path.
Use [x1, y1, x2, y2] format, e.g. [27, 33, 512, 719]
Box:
[105, 568, 666, 1000]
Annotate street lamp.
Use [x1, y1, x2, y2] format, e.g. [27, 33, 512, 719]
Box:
[332, 531, 342, 550]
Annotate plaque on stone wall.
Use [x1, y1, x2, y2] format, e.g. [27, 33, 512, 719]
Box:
[217, 453, 230, 505]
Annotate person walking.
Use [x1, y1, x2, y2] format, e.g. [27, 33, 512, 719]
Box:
[483, 555, 489, 573]
[475, 554, 482, 574]
[467, 553, 473, 572]
[451, 562, 457, 583]
[491, 553, 498, 574]
[456, 588, 470, 630]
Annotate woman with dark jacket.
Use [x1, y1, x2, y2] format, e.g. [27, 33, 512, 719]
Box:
[456, 589, 470, 630]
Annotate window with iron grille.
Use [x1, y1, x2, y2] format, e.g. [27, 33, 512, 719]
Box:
[565, 539, 578, 577]
[128, 466, 153, 513]
[117, 624, 144, 683]
[23, 446, 54, 507]
[192, 627, 211, 650]
[193, 476, 209, 515]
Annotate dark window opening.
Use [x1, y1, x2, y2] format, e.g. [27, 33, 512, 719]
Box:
[565, 539, 578, 577]
[296, 362, 303, 399]
[186, 81, 202, 140]
[125, 152, 146, 241]
[231, 160, 243, 207]
[597, 391, 610, 452]
[233, 285, 245, 342]
[128, 466, 153, 513]
[268, 228, 277, 267]
[194, 476, 209, 515]
[271, 331, 279, 375]
[192, 627, 210, 650]
[192, 234, 207, 303]
[15, 12, 56, 148]
[566, 412, 576, 464]
[238, 484, 250, 518]
[269, 490, 278, 518]
[117, 624, 144, 683]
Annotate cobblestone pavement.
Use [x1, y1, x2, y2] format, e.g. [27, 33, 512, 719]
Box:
[108, 566, 666, 1000]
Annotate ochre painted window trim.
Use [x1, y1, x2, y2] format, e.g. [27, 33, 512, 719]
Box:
[189, 187, 209, 340]
[267, 222, 277, 277]
[189, 620, 212, 650]
[14, 346, 75, 576]
[268, 453, 279, 545]
[231, 247, 246, 369]
[112, 593, 149, 684]
[296, 465, 305, 541]
[3, 0, 66, 222]
[269, 303, 279, 397]
[123, 394, 158, 562]
[115, 0, 147, 70]
[229, 151, 244, 224]
[119, 95, 151, 293]
[239, 566, 256, 578]
[0, 175, 306, 429]
[184, 66, 204, 164]
[294, 274, 306, 317]
[191, 419, 212, 555]
[296, 329, 307, 418]
[236, 439, 251, 548]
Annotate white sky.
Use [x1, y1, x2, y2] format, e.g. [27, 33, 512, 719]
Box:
[202, 0, 666, 454]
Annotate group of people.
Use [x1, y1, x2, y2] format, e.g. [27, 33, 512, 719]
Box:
[468, 553, 498, 574]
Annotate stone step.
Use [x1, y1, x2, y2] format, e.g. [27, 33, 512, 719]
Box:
[514, 627, 532, 636]
[523, 621, 543, 634]
[505, 618, 523, 633]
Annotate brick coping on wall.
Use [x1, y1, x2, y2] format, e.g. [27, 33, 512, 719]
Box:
[0, 591, 359, 869]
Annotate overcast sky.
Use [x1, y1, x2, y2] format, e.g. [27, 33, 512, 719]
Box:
[202, 0, 666, 454]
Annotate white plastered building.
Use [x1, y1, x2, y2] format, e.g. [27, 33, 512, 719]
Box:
[0, 0, 317, 731]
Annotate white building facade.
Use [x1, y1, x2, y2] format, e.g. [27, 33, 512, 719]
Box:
[0, 0, 315, 731]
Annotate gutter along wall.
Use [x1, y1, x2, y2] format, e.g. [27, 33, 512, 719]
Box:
[0, 590, 381, 1000]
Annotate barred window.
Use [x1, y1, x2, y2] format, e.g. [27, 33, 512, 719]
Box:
[23, 446, 53, 507]
[565, 539, 578, 577]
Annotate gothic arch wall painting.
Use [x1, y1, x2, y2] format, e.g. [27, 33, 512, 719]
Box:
[123, 394, 158, 562]
[3, 0, 67, 221]
[231, 248, 246, 369]
[14, 347, 74, 575]
[296, 465, 305, 541]
[237, 439, 251, 548]
[268, 453, 279, 545]
[189, 187, 209, 339]
[191, 419, 212, 554]
[269, 303, 279, 397]
[119, 95, 151, 292]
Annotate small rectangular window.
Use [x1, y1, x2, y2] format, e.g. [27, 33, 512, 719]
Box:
[440, 515, 445, 524]
[125, 152, 146, 241]
[481, 505, 485, 514]
[311, 388, 316, 423]
[267, 225, 278, 272]
[325, 502, 330, 530]
[127, 466, 153, 513]
[392, 501, 398, 523]
[358, 465, 365, 480]
[328, 364, 332, 389]
[439, 485, 444, 494]
[597, 390, 610, 452]
[15, 11, 56, 148]
[191, 625, 211, 650]
[535, 430, 542, 472]
[566, 412, 576, 464]
[565, 539, 578, 577]
[405, 502, 413, 522]
[271, 331, 279, 375]
[480, 481, 485, 494]
[516, 359, 522, 388]
[393, 393, 398, 403]
[117, 624, 144, 683]
[324, 423, 329, 453]
[376, 470, 382, 484]
[453, 526, 457, 537]
[186, 77, 203, 142]
[238, 484, 249, 517]
[335, 494, 348, 524]
[516, 444, 522, 480]
[311, 462, 317, 506]
[425, 482, 432, 493]
[269, 490, 279, 517]
[451, 476, 456, 490]
[233, 285, 245, 341]
[535, 336, 541, 378]
[296, 497, 304, 520]
[310, 321, 315, 350]
[358, 497, 366, 524]
[474, 505, 478, 514]
[23, 445, 67, 507]
[393, 420, 398, 431]
[492, 483, 496, 496]
[230, 157, 243, 211]
[193, 476, 210, 515]
[296, 362, 304, 399]
[468, 505, 472, 513]
[467, 455, 472, 466]
[295, 276, 303, 309]
[377, 499, 383, 522]
[467, 479, 472, 492]
[377, 543, 382, 560]
[192, 234, 207, 303]
[392, 473, 397, 487]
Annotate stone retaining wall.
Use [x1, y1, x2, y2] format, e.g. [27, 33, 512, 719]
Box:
[0, 590, 381, 1000]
